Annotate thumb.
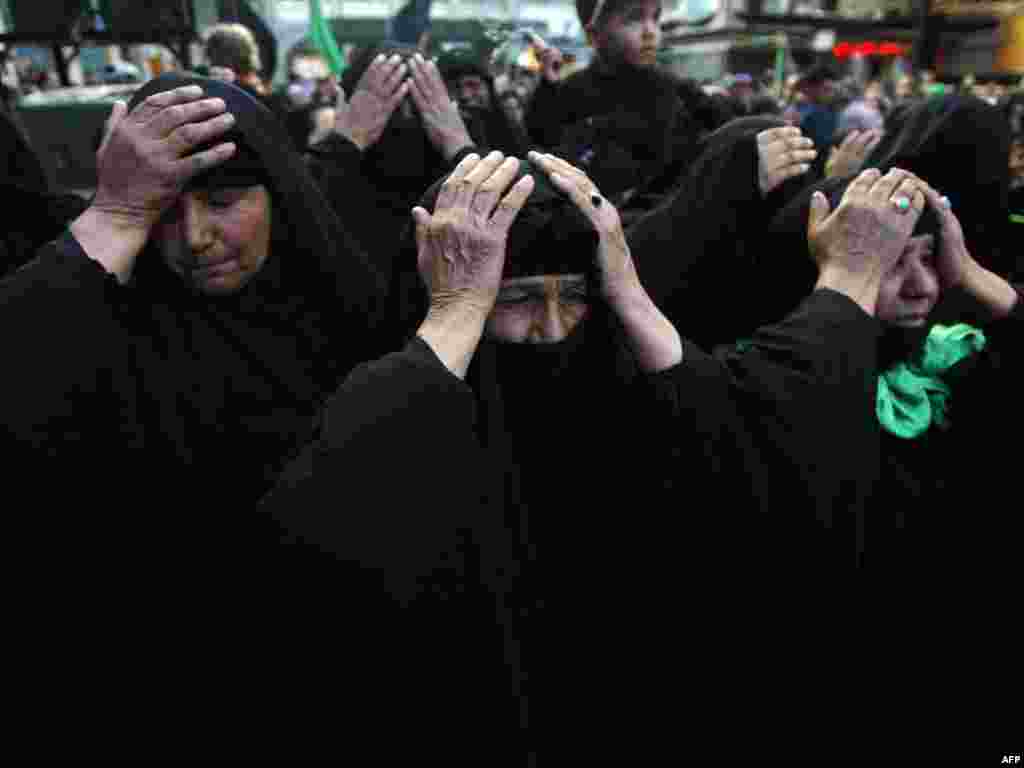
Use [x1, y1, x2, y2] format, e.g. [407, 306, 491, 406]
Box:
[412, 207, 432, 272]
[807, 191, 830, 236]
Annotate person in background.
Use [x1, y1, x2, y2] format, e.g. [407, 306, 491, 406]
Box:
[203, 22, 268, 98]
[794, 64, 840, 173]
[500, 89, 526, 128]
[437, 50, 531, 156]
[726, 72, 755, 115]
[276, 45, 340, 151]
[838, 79, 886, 135]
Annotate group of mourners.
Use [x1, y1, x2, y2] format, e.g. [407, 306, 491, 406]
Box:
[1, 0, 1021, 761]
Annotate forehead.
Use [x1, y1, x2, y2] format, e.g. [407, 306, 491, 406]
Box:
[501, 274, 586, 289]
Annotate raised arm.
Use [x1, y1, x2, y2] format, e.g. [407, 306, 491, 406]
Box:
[530, 151, 681, 373]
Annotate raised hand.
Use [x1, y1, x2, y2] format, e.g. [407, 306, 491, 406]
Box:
[528, 150, 635, 302]
[807, 168, 927, 315]
[529, 151, 682, 372]
[334, 53, 409, 150]
[826, 128, 883, 179]
[407, 53, 473, 162]
[413, 152, 535, 377]
[756, 126, 817, 196]
[92, 85, 236, 231]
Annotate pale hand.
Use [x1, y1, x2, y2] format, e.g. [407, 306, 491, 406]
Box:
[334, 53, 409, 151]
[92, 85, 237, 231]
[528, 150, 637, 302]
[757, 126, 817, 196]
[807, 168, 927, 315]
[407, 54, 473, 162]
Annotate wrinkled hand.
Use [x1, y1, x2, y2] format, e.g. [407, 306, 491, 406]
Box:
[807, 168, 927, 314]
[528, 32, 564, 84]
[529, 151, 636, 302]
[826, 128, 883, 179]
[756, 126, 816, 196]
[92, 85, 236, 231]
[407, 54, 473, 162]
[414, 152, 535, 317]
[922, 185, 973, 290]
[335, 53, 408, 150]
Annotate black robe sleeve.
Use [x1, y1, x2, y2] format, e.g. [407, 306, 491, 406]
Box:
[262, 334, 489, 602]
[640, 288, 882, 569]
[933, 284, 1024, 569]
[0, 233, 127, 453]
[628, 134, 768, 349]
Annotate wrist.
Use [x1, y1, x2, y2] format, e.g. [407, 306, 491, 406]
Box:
[815, 264, 882, 317]
[416, 300, 491, 379]
[607, 282, 683, 373]
[69, 206, 152, 284]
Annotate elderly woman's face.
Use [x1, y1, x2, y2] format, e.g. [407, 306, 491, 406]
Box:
[876, 234, 940, 327]
[486, 274, 590, 343]
[156, 185, 272, 295]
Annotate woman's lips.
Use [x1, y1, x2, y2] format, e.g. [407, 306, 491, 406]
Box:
[193, 258, 238, 277]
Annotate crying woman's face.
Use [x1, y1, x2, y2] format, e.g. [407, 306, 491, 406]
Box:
[485, 274, 590, 343]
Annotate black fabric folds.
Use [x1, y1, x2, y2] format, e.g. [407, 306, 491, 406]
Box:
[865, 95, 1011, 276]
[629, 116, 817, 349]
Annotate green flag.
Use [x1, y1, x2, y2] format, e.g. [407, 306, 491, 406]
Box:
[309, 0, 345, 75]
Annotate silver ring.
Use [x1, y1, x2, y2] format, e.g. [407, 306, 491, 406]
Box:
[940, 195, 951, 209]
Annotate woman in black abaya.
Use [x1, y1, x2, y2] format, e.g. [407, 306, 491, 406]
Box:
[763, 168, 1023, 570]
[627, 116, 819, 349]
[1, 75, 387, 550]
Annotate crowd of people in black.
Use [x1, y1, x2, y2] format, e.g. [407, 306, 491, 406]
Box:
[1, 0, 1022, 761]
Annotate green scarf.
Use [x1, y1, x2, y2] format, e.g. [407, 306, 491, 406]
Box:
[876, 323, 986, 439]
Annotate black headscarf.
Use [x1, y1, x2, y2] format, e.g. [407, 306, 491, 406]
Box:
[630, 115, 818, 350]
[865, 95, 1011, 276]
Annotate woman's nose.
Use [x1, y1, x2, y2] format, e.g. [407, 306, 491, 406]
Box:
[529, 297, 568, 343]
[183, 196, 214, 251]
